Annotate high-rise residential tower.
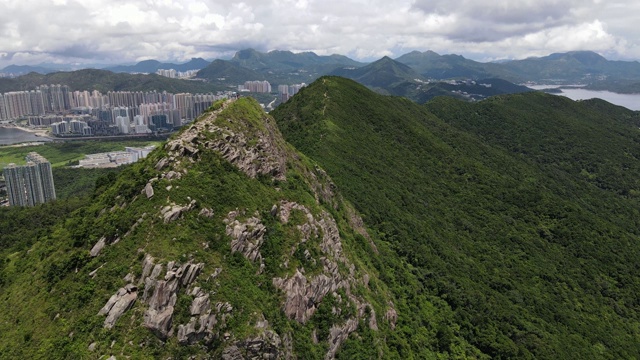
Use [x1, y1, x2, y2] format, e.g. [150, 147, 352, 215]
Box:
[2, 152, 56, 207]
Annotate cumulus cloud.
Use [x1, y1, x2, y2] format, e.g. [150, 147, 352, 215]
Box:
[0, 0, 639, 68]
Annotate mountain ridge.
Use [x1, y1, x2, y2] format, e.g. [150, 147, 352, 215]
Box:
[0, 96, 427, 359]
[271, 76, 640, 358]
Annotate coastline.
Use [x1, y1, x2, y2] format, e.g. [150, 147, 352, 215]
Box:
[0, 123, 52, 138]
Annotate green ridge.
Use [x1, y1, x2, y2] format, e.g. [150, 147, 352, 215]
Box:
[272, 76, 640, 358]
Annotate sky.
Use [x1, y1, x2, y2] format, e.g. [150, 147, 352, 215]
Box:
[1, 0, 640, 69]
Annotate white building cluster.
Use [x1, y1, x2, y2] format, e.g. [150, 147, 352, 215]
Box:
[78, 145, 156, 168]
[239, 80, 272, 93]
[156, 69, 199, 79]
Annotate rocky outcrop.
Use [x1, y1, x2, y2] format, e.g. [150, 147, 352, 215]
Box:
[140, 257, 205, 340]
[144, 182, 154, 199]
[162, 98, 287, 181]
[98, 284, 137, 329]
[385, 304, 398, 330]
[326, 318, 358, 360]
[199, 208, 214, 218]
[177, 287, 233, 345]
[225, 211, 266, 272]
[273, 270, 342, 324]
[90, 236, 107, 257]
[123, 213, 146, 238]
[160, 199, 196, 223]
[221, 317, 292, 360]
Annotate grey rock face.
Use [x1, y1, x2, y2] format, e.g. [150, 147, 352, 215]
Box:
[199, 207, 214, 218]
[163, 98, 287, 181]
[225, 212, 266, 267]
[160, 200, 196, 223]
[385, 305, 398, 330]
[326, 318, 358, 360]
[141, 259, 205, 340]
[98, 284, 138, 329]
[90, 236, 106, 257]
[155, 157, 169, 171]
[144, 182, 154, 199]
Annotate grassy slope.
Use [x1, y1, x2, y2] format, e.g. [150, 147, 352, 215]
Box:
[271, 76, 640, 359]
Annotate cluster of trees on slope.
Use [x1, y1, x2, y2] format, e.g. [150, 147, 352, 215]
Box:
[272, 76, 640, 359]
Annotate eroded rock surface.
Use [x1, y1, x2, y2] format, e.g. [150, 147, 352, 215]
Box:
[90, 236, 107, 257]
[225, 212, 266, 272]
[160, 199, 196, 223]
[140, 257, 205, 340]
[98, 284, 137, 329]
[163, 98, 287, 181]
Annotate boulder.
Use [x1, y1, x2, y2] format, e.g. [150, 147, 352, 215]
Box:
[98, 284, 137, 329]
[90, 237, 106, 257]
[144, 182, 154, 199]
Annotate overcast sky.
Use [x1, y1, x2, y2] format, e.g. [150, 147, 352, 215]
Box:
[1, 0, 639, 68]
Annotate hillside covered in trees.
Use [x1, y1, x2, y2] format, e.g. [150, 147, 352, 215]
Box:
[2, 76, 640, 358]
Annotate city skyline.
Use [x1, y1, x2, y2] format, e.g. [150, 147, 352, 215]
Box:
[1, 0, 640, 69]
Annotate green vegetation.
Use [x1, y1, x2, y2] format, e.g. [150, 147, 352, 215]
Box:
[272, 76, 640, 358]
[3, 75, 640, 358]
[0, 69, 223, 93]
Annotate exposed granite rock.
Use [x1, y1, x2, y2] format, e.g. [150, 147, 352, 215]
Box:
[368, 306, 379, 331]
[163, 98, 287, 181]
[221, 318, 290, 360]
[144, 182, 154, 199]
[165, 170, 182, 181]
[90, 236, 106, 257]
[141, 259, 205, 340]
[199, 207, 214, 218]
[160, 199, 196, 223]
[176, 296, 232, 345]
[124, 213, 146, 238]
[326, 318, 358, 360]
[273, 270, 340, 323]
[221, 346, 243, 360]
[346, 205, 378, 254]
[385, 304, 398, 330]
[224, 212, 266, 271]
[98, 284, 137, 329]
[89, 263, 106, 278]
[155, 157, 169, 171]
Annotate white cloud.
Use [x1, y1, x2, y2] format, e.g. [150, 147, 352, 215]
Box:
[0, 0, 639, 68]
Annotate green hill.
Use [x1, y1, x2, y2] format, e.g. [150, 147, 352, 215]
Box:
[0, 97, 464, 359]
[0, 69, 221, 93]
[272, 76, 640, 358]
[5, 75, 640, 359]
[330, 56, 424, 92]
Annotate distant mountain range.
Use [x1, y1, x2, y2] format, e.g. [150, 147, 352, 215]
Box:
[395, 50, 640, 84]
[2, 49, 640, 100]
[330, 56, 532, 102]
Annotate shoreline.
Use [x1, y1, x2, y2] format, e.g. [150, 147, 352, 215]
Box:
[0, 123, 52, 138]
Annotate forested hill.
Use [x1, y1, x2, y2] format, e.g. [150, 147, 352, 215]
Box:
[4, 75, 640, 359]
[272, 76, 640, 358]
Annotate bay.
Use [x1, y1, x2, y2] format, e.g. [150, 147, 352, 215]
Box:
[528, 85, 640, 111]
[0, 126, 53, 145]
